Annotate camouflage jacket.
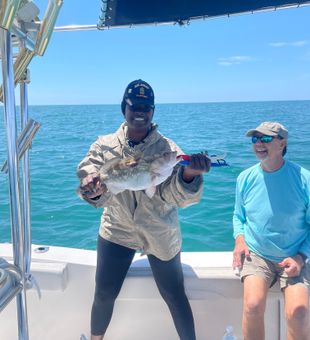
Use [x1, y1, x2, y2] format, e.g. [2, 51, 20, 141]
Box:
[77, 122, 203, 260]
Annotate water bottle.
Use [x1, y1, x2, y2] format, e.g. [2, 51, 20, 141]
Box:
[222, 325, 237, 340]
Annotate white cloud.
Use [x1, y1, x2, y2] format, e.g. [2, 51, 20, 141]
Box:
[269, 42, 287, 47]
[218, 61, 234, 66]
[217, 56, 253, 66]
[269, 40, 309, 47]
[291, 40, 308, 47]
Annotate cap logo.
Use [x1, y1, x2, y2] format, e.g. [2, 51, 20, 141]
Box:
[123, 80, 154, 106]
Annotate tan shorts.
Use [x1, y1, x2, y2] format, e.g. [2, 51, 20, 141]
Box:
[240, 252, 310, 290]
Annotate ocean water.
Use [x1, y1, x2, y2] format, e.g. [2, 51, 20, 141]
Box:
[0, 101, 310, 252]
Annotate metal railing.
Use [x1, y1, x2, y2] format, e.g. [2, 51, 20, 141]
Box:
[0, 26, 29, 340]
[0, 1, 62, 339]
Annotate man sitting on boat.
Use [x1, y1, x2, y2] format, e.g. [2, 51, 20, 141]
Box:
[77, 79, 210, 340]
[232, 121, 310, 340]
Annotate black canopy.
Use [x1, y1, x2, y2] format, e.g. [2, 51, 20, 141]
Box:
[98, 0, 310, 28]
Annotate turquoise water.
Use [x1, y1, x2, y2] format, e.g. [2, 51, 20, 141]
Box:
[0, 101, 310, 251]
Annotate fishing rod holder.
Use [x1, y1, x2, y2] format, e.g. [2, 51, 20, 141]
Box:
[0, 0, 63, 101]
[0, 258, 23, 313]
[34, 0, 63, 56]
[0, 0, 24, 30]
[1, 118, 41, 173]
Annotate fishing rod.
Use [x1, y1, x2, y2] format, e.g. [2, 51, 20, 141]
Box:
[178, 153, 229, 167]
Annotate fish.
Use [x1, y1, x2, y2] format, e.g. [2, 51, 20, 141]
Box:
[99, 151, 180, 198]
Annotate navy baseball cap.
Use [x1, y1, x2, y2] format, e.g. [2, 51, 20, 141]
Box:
[123, 79, 155, 108]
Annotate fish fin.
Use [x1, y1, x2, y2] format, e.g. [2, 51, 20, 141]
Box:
[145, 186, 156, 198]
[100, 155, 140, 173]
[99, 157, 123, 173]
[119, 152, 144, 168]
[122, 158, 139, 168]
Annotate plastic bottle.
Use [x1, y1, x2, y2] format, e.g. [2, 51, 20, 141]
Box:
[222, 325, 237, 340]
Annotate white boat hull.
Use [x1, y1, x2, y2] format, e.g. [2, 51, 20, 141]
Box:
[0, 244, 287, 339]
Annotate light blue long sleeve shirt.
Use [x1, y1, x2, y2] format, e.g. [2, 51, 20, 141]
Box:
[233, 160, 310, 262]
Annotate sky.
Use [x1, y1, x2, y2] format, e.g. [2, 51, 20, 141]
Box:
[8, 1, 310, 104]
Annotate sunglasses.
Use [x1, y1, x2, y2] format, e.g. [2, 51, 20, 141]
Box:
[251, 135, 274, 144]
[129, 104, 154, 113]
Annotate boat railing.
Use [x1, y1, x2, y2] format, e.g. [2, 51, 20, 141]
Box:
[0, 258, 23, 312]
[0, 1, 62, 339]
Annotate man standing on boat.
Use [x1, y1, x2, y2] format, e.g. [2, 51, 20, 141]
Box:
[77, 79, 210, 340]
[233, 121, 310, 340]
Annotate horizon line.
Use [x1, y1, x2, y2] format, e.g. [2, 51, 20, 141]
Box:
[1, 98, 309, 107]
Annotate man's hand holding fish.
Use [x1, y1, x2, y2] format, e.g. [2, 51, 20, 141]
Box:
[80, 174, 107, 199]
[182, 153, 211, 182]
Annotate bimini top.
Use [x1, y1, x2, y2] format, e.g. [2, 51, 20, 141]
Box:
[98, 0, 310, 28]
